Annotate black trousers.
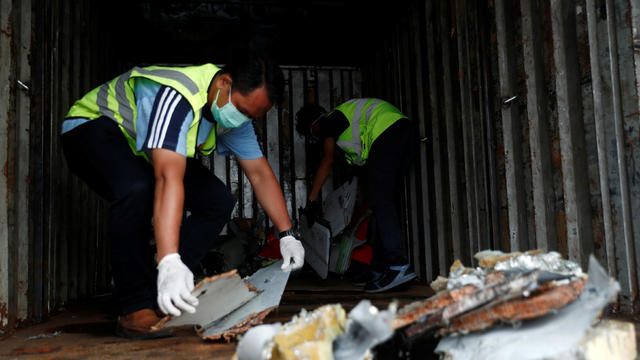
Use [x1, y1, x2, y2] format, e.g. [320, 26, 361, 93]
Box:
[62, 117, 235, 315]
[366, 118, 417, 269]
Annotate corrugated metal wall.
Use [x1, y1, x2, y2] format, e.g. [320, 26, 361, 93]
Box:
[3, 0, 640, 329]
[0, 0, 116, 328]
[360, 0, 640, 311]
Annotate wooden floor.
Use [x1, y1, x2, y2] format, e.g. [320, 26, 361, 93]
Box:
[0, 274, 434, 359]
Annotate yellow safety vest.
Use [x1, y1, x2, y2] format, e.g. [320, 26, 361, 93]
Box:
[66, 64, 221, 158]
[334, 98, 406, 165]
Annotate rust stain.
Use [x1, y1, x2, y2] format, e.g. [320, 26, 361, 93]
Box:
[592, 215, 604, 252]
[393, 284, 477, 329]
[501, 215, 510, 252]
[0, 301, 7, 328]
[551, 145, 562, 169]
[439, 278, 586, 335]
[202, 307, 275, 342]
[556, 210, 568, 258]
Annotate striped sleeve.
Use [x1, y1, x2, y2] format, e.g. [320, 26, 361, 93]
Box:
[144, 85, 192, 154]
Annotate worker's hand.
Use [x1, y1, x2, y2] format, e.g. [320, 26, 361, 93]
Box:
[280, 236, 305, 272]
[156, 253, 199, 317]
[303, 200, 322, 227]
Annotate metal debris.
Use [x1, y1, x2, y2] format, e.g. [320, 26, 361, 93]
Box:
[435, 255, 621, 360]
[155, 260, 289, 341]
[201, 259, 290, 340]
[493, 251, 583, 277]
[396, 250, 591, 342]
[333, 300, 396, 360]
[235, 300, 396, 360]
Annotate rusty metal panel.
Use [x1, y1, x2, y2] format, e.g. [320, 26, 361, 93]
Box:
[466, 0, 491, 255]
[521, 0, 558, 253]
[29, 0, 46, 323]
[605, 0, 639, 306]
[409, 1, 434, 281]
[440, 0, 465, 262]
[1, 0, 37, 326]
[456, 0, 480, 263]
[585, 0, 618, 282]
[617, 0, 640, 311]
[495, 0, 530, 252]
[396, 16, 423, 280]
[0, 0, 15, 328]
[425, 1, 449, 276]
[15, 0, 32, 323]
[478, 1, 503, 252]
[550, 0, 594, 268]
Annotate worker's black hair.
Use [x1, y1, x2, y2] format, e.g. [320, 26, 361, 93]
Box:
[295, 103, 327, 137]
[221, 50, 285, 106]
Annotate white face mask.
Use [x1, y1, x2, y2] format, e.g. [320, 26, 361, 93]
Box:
[211, 84, 252, 128]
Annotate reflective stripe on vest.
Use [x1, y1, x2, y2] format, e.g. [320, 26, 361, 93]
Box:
[67, 64, 219, 158]
[132, 67, 200, 95]
[336, 98, 383, 165]
[96, 70, 136, 140]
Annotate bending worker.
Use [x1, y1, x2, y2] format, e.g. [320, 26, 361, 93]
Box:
[296, 98, 416, 293]
[62, 52, 304, 339]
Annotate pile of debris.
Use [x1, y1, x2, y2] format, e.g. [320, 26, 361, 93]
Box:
[235, 299, 396, 360]
[393, 250, 634, 360]
[398, 250, 586, 337]
[230, 250, 635, 360]
[155, 249, 634, 359]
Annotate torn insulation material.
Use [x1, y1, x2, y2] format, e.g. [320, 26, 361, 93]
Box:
[267, 304, 346, 360]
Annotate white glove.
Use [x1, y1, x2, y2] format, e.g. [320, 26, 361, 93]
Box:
[157, 253, 199, 316]
[280, 235, 305, 272]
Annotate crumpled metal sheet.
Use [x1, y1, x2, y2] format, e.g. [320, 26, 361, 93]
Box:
[393, 285, 477, 330]
[201, 260, 290, 340]
[154, 261, 289, 342]
[404, 270, 549, 338]
[154, 270, 259, 330]
[439, 277, 586, 335]
[493, 251, 583, 277]
[435, 255, 620, 360]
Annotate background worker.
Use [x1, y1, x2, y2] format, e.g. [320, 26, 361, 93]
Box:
[296, 98, 417, 293]
[62, 52, 304, 339]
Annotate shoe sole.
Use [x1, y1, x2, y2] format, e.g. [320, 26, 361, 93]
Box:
[115, 325, 174, 340]
[364, 273, 417, 293]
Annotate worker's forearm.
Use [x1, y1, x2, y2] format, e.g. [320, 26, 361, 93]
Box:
[309, 159, 332, 201]
[241, 157, 293, 232]
[253, 175, 292, 232]
[153, 176, 184, 262]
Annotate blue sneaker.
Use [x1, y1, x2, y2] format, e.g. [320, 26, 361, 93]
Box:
[363, 264, 416, 293]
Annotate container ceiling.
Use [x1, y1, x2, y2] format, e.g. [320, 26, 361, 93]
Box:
[102, 0, 392, 67]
